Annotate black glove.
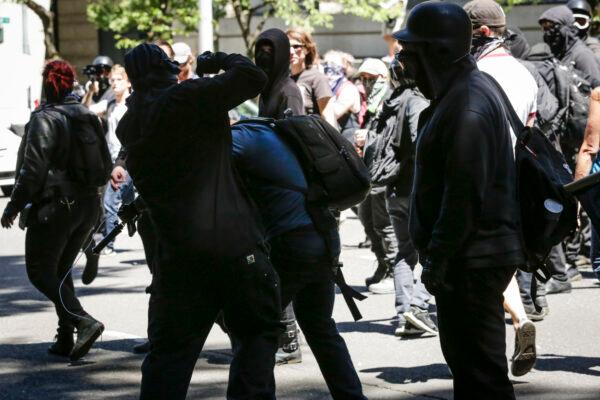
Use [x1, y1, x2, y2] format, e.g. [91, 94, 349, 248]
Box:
[196, 51, 221, 75]
[421, 256, 451, 296]
[1, 203, 18, 229]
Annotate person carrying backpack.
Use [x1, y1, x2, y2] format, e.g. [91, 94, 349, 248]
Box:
[539, 5, 600, 85]
[231, 118, 367, 400]
[1, 60, 107, 361]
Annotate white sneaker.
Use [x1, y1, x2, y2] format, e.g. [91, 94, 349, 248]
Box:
[368, 277, 394, 294]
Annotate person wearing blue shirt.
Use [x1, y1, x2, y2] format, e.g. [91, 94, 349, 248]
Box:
[232, 121, 366, 400]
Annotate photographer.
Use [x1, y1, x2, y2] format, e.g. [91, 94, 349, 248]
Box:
[117, 44, 282, 399]
[1, 60, 106, 361]
[81, 55, 115, 112]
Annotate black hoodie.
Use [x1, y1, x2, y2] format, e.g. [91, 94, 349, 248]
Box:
[539, 5, 600, 82]
[255, 29, 304, 119]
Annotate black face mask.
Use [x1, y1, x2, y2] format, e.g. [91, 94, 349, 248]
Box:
[396, 50, 433, 99]
[255, 49, 274, 76]
[470, 35, 496, 59]
[543, 25, 566, 56]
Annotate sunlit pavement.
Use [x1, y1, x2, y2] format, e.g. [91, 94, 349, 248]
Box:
[1, 196, 599, 399]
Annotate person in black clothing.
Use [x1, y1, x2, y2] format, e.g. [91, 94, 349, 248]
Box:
[255, 28, 304, 119]
[395, 2, 524, 398]
[254, 27, 305, 365]
[1, 60, 105, 361]
[231, 121, 366, 399]
[539, 5, 600, 83]
[116, 44, 282, 400]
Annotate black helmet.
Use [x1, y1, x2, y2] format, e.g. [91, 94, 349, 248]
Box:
[567, 0, 592, 16]
[393, 1, 472, 64]
[92, 55, 114, 68]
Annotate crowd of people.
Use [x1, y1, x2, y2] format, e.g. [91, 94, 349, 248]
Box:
[2, 0, 600, 399]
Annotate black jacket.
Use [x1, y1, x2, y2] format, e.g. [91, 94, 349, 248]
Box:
[540, 6, 600, 84]
[8, 97, 94, 213]
[116, 53, 268, 271]
[409, 57, 525, 269]
[255, 29, 304, 119]
[364, 86, 428, 195]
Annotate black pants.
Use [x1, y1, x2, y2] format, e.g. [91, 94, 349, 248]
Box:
[137, 212, 158, 276]
[271, 228, 366, 400]
[25, 195, 101, 332]
[436, 266, 516, 400]
[140, 248, 282, 400]
[549, 244, 568, 282]
[357, 191, 397, 267]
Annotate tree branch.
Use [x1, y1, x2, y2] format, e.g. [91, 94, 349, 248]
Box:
[22, 0, 59, 59]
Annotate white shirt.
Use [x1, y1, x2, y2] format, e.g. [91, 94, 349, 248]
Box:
[477, 48, 538, 147]
[106, 102, 127, 162]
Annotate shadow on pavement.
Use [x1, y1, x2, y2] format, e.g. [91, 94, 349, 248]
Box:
[0, 255, 148, 318]
[361, 364, 452, 384]
[535, 354, 600, 377]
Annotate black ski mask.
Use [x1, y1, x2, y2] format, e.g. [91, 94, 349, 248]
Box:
[255, 45, 275, 76]
[543, 24, 567, 56]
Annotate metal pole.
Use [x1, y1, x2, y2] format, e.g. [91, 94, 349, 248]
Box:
[199, 0, 214, 53]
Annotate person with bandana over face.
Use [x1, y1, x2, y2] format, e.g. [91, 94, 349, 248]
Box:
[353, 59, 399, 294]
[323, 50, 362, 141]
[567, 0, 600, 62]
[395, 1, 524, 397]
[254, 28, 304, 119]
[117, 44, 282, 400]
[539, 5, 600, 84]
[464, 0, 539, 378]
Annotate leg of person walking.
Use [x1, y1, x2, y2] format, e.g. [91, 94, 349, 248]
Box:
[437, 266, 516, 400]
[367, 191, 398, 294]
[386, 192, 435, 336]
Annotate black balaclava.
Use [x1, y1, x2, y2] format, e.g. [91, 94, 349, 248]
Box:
[539, 6, 579, 58]
[124, 43, 180, 92]
[254, 29, 292, 97]
[505, 26, 531, 59]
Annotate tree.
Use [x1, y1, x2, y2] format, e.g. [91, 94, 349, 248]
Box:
[88, 1, 402, 56]
[87, 0, 199, 49]
[14, 0, 59, 59]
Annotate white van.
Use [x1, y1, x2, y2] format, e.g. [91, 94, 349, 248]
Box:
[0, 1, 47, 195]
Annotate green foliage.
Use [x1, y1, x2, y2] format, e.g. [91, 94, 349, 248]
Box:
[87, 1, 401, 53]
[87, 0, 199, 49]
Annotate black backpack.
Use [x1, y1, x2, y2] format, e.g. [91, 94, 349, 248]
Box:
[269, 115, 371, 210]
[53, 105, 112, 188]
[535, 59, 591, 156]
[486, 74, 578, 279]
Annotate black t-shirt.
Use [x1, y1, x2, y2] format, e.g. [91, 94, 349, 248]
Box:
[117, 54, 268, 279]
[292, 66, 332, 116]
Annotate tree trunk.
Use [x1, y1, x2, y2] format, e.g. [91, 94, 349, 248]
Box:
[23, 0, 59, 59]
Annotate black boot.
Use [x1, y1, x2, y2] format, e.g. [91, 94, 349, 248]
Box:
[365, 260, 388, 287]
[70, 317, 104, 361]
[48, 326, 74, 357]
[82, 242, 99, 285]
[275, 319, 302, 365]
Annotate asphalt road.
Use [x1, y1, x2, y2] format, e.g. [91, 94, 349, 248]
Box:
[1, 196, 599, 400]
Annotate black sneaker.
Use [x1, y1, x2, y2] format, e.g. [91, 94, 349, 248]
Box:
[70, 318, 104, 361]
[524, 304, 545, 322]
[133, 340, 151, 354]
[394, 316, 425, 337]
[404, 307, 438, 335]
[82, 252, 99, 285]
[545, 278, 572, 295]
[511, 320, 536, 377]
[48, 331, 74, 357]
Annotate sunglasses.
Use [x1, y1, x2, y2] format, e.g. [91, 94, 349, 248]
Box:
[291, 44, 304, 50]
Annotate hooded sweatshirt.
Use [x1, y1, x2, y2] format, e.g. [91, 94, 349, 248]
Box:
[117, 45, 268, 285]
[255, 29, 304, 119]
[539, 5, 600, 82]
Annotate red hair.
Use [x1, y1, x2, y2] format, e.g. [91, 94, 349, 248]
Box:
[43, 60, 75, 103]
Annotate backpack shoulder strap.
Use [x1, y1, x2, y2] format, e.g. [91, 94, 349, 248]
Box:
[481, 71, 525, 140]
